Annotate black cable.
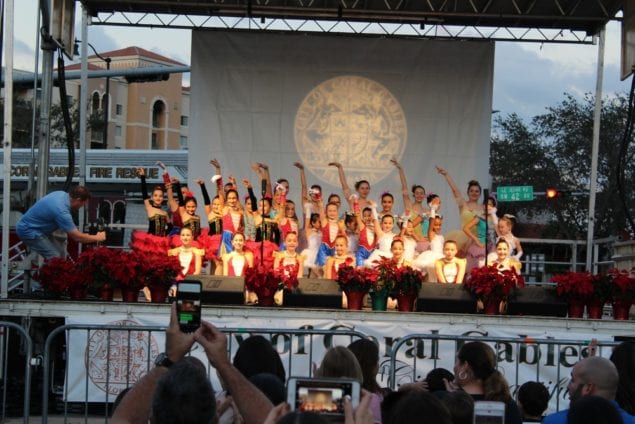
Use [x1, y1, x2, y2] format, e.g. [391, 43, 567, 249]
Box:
[615, 74, 635, 236]
[57, 50, 75, 191]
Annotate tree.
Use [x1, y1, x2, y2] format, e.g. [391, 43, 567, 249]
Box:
[490, 93, 635, 239]
[0, 98, 36, 148]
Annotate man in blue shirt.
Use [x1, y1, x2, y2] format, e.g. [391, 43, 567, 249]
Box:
[16, 186, 106, 259]
[543, 356, 635, 424]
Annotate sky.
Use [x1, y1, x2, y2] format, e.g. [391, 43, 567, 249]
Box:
[9, 1, 633, 123]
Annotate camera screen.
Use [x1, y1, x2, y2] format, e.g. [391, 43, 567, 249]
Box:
[177, 282, 201, 330]
[294, 380, 352, 415]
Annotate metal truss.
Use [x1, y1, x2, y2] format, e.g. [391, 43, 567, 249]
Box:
[89, 13, 600, 43]
[81, 0, 623, 44]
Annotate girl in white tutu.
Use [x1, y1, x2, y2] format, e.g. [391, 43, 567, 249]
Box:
[364, 202, 398, 268]
[413, 216, 445, 281]
[301, 212, 322, 277]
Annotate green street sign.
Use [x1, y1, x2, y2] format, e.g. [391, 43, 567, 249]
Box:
[497, 186, 534, 202]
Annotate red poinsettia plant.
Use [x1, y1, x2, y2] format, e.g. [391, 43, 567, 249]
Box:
[467, 265, 525, 300]
[551, 271, 594, 302]
[336, 260, 379, 293]
[244, 264, 299, 293]
[35, 256, 89, 294]
[76, 247, 117, 289]
[607, 268, 635, 303]
[107, 250, 145, 289]
[373, 257, 398, 295]
[137, 252, 182, 289]
[392, 266, 425, 295]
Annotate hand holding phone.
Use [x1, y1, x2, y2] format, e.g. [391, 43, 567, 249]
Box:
[287, 377, 360, 422]
[176, 281, 202, 333]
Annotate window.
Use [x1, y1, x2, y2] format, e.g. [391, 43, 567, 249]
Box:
[152, 101, 165, 128]
[180, 115, 189, 126]
[115, 104, 123, 115]
[180, 136, 188, 150]
[91, 92, 101, 112]
[151, 133, 158, 149]
[115, 125, 122, 137]
[66, 95, 73, 105]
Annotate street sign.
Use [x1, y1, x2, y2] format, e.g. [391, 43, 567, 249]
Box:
[496, 186, 534, 202]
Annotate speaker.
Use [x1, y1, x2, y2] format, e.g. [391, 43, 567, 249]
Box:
[416, 283, 475, 313]
[284, 278, 342, 308]
[507, 285, 567, 317]
[192, 275, 245, 305]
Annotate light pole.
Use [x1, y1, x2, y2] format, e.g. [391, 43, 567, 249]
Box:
[83, 42, 111, 149]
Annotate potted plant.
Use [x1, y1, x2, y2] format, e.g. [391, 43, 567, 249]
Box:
[588, 273, 612, 319]
[108, 250, 145, 302]
[335, 261, 379, 310]
[467, 265, 525, 315]
[372, 257, 398, 311]
[551, 271, 593, 318]
[137, 252, 182, 303]
[244, 264, 299, 306]
[35, 257, 89, 299]
[607, 268, 635, 320]
[76, 247, 118, 300]
[391, 265, 424, 312]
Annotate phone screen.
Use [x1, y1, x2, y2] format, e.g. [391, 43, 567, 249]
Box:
[176, 281, 201, 332]
[292, 379, 355, 417]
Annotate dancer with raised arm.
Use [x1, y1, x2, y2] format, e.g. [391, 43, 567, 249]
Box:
[364, 201, 397, 268]
[169, 177, 202, 244]
[301, 212, 322, 277]
[130, 168, 171, 255]
[329, 162, 372, 211]
[315, 198, 345, 268]
[355, 207, 377, 268]
[413, 216, 445, 281]
[436, 166, 484, 255]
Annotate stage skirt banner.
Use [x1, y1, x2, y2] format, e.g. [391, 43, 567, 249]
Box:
[188, 31, 493, 233]
[65, 313, 611, 413]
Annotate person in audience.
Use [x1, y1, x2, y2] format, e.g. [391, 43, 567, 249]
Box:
[445, 341, 522, 424]
[566, 395, 625, 424]
[425, 368, 455, 392]
[381, 390, 452, 424]
[610, 341, 635, 415]
[542, 356, 635, 424]
[434, 390, 474, 424]
[517, 381, 549, 422]
[248, 373, 287, 406]
[348, 338, 390, 396]
[316, 346, 381, 424]
[112, 304, 273, 424]
[434, 240, 466, 284]
[218, 335, 287, 424]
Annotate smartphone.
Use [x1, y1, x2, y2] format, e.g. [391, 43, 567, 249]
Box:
[473, 401, 505, 424]
[176, 281, 202, 333]
[287, 377, 360, 421]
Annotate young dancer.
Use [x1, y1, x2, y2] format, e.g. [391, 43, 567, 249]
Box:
[273, 231, 304, 279]
[169, 177, 202, 243]
[130, 168, 171, 254]
[329, 162, 372, 212]
[487, 239, 522, 274]
[354, 207, 377, 268]
[315, 200, 345, 267]
[221, 232, 254, 277]
[364, 203, 397, 268]
[168, 227, 205, 280]
[324, 234, 356, 280]
[413, 216, 445, 281]
[434, 240, 467, 284]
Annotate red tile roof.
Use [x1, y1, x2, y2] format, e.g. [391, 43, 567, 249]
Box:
[91, 46, 186, 66]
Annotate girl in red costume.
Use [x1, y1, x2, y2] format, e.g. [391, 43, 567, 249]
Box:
[354, 207, 377, 268]
[129, 168, 171, 255]
[218, 188, 245, 257]
[169, 177, 202, 245]
[273, 231, 304, 279]
[324, 234, 356, 280]
[315, 199, 345, 267]
[221, 232, 254, 277]
[168, 227, 204, 280]
[196, 178, 223, 274]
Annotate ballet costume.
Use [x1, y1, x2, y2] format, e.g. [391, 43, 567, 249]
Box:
[355, 226, 377, 268]
[364, 232, 396, 268]
[130, 174, 171, 254]
[316, 221, 341, 266]
[218, 210, 244, 256]
[279, 219, 299, 251]
[413, 235, 444, 282]
[301, 230, 322, 270]
[226, 254, 248, 277]
[246, 218, 280, 270]
[439, 259, 461, 283]
[466, 214, 487, 272]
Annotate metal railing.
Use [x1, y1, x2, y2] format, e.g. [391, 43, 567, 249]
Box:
[387, 333, 621, 411]
[40, 324, 368, 423]
[0, 321, 33, 423]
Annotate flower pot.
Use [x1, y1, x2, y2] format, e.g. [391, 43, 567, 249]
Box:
[255, 288, 276, 306]
[150, 286, 169, 303]
[612, 300, 632, 320]
[345, 291, 366, 310]
[121, 287, 139, 303]
[69, 287, 87, 300]
[396, 293, 417, 312]
[99, 286, 114, 302]
[567, 299, 585, 318]
[370, 292, 388, 311]
[586, 300, 604, 319]
[483, 297, 503, 315]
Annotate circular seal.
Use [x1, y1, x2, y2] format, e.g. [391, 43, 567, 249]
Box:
[85, 320, 160, 396]
[294, 75, 407, 187]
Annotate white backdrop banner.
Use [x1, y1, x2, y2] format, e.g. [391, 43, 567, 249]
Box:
[188, 31, 494, 231]
[65, 313, 611, 413]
